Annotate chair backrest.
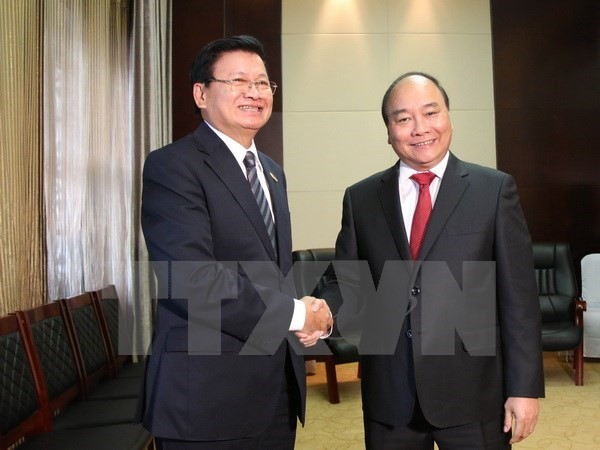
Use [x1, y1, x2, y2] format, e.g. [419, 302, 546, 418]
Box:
[62, 293, 111, 395]
[582, 254, 600, 305]
[0, 314, 46, 449]
[18, 302, 83, 414]
[91, 284, 131, 370]
[292, 248, 335, 297]
[533, 242, 578, 323]
[94, 285, 119, 356]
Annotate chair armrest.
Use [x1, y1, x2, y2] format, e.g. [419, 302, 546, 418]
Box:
[576, 299, 587, 327]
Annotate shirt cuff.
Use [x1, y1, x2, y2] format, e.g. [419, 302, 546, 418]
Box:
[289, 299, 306, 331]
[320, 312, 333, 339]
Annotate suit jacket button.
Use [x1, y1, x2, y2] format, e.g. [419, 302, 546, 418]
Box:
[411, 286, 420, 296]
[406, 329, 413, 339]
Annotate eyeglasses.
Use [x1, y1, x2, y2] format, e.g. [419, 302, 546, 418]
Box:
[208, 78, 277, 95]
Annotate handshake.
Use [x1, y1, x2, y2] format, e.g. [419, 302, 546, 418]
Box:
[295, 296, 334, 347]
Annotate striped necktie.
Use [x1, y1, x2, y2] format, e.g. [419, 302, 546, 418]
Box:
[243, 151, 277, 256]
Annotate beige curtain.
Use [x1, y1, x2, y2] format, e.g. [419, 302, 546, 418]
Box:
[0, 0, 46, 316]
[43, 0, 170, 354]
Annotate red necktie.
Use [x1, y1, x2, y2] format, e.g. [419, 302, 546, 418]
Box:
[410, 172, 437, 260]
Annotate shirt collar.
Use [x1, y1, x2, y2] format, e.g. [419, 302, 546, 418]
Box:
[204, 121, 260, 169]
[399, 150, 450, 183]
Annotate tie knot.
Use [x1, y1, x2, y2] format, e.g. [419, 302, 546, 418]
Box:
[243, 151, 256, 170]
[410, 171, 436, 187]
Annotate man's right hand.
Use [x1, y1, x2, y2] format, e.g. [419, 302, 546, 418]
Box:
[295, 296, 333, 347]
[301, 296, 333, 332]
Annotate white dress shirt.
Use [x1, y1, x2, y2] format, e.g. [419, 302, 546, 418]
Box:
[398, 151, 450, 238]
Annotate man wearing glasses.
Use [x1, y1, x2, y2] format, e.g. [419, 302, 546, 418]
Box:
[138, 35, 332, 449]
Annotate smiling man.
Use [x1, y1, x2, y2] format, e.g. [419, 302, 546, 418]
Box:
[137, 35, 332, 449]
[320, 72, 544, 449]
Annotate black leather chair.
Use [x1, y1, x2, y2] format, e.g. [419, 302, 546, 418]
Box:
[292, 248, 360, 404]
[533, 242, 587, 385]
[91, 285, 146, 379]
[0, 305, 152, 450]
[18, 302, 141, 431]
[62, 293, 141, 400]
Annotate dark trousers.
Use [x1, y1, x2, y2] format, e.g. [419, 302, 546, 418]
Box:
[365, 399, 511, 450]
[155, 356, 299, 450]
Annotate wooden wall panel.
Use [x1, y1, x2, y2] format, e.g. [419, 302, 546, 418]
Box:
[172, 0, 223, 141]
[491, 0, 600, 281]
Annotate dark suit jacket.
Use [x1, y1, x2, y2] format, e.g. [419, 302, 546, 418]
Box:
[138, 122, 305, 440]
[324, 152, 544, 428]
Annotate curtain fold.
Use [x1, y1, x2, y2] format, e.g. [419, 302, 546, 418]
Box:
[0, 0, 45, 316]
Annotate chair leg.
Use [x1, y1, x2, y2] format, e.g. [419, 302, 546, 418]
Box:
[323, 356, 340, 404]
[574, 342, 584, 386]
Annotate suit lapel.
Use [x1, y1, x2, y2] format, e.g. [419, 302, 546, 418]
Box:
[194, 123, 277, 261]
[419, 153, 469, 260]
[377, 163, 412, 260]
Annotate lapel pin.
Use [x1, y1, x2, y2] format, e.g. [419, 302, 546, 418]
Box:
[269, 172, 278, 182]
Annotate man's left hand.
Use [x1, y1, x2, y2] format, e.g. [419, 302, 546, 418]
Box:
[504, 396, 539, 444]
